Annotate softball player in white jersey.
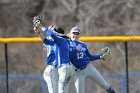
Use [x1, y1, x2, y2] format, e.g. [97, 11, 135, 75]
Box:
[43, 36, 58, 93]
[34, 25, 74, 93]
[69, 26, 116, 93]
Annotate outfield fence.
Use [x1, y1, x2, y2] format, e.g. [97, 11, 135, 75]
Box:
[0, 36, 140, 93]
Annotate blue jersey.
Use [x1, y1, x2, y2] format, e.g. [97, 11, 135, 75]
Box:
[69, 41, 101, 70]
[42, 28, 70, 67]
[44, 37, 56, 65]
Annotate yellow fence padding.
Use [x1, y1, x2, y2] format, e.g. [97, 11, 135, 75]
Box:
[0, 36, 140, 43]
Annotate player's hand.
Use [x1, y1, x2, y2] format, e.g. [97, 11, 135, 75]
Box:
[48, 25, 57, 30]
[33, 27, 41, 35]
[100, 47, 111, 61]
[76, 44, 82, 51]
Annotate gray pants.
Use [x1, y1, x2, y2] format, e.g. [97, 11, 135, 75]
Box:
[74, 63, 110, 93]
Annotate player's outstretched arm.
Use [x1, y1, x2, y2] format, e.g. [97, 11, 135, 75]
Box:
[34, 27, 55, 46]
[40, 26, 63, 46]
[86, 46, 111, 61]
[86, 49, 101, 61]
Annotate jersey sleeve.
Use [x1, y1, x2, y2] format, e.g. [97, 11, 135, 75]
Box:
[43, 38, 55, 46]
[42, 27, 61, 45]
[85, 46, 101, 61]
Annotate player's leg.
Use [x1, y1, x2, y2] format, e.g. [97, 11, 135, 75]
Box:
[43, 65, 58, 93]
[85, 63, 115, 93]
[74, 70, 86, 93]
[58, 63, 74, 93]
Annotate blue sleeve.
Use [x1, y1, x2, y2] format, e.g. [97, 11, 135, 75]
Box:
[43, 28, 61, 45]
[43, 38, 55, 46]
[86, 48, 101, 61]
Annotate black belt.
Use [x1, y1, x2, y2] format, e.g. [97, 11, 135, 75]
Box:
[75, 65, 87, 71]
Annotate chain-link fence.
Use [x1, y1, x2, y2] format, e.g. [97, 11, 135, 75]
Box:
[0, 41, 140, 93]
[0, 43, 47, 93]
[128, 42, 140, 93]
[0, 44, 7, 93]
[1, 0, 140, 93]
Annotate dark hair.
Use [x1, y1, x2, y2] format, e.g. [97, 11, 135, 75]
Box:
[54, 27, 65, 34]
[54, 26, 70, 39]
[62, 35, 70, 39]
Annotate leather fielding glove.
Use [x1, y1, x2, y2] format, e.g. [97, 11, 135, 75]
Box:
[100, 47, 111, 61]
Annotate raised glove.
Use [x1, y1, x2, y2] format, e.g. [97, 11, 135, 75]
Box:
[33, 15, 44, 28]
[33, 15, 44, 35]
[100, 47, 111, 61]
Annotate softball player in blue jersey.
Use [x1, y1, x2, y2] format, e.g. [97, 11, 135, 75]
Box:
[34, 25, 58, 93]
[34, 25, 74, 93]
[69, 26, 116, 93]
[42, 36, 58, 93]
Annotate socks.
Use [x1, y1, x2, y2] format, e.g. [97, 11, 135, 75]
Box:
[106, 87, 116, 93]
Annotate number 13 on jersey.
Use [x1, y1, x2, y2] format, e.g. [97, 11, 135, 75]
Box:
[77, 52, 84, 59]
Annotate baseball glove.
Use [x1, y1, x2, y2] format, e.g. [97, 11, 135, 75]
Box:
[33, 15, 44, 27]
[33, 15, 44, 35]
[100, 47, 111, 61]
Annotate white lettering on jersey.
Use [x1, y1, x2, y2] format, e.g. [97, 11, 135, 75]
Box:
[77, 52, 84, 59]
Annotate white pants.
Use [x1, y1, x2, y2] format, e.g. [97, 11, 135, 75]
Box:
[74, 63, 110, 93]
[43, 65, 58, 93]
[58, 63, 74, 93]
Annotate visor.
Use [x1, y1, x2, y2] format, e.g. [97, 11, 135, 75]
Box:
[70, 26, 80, 33]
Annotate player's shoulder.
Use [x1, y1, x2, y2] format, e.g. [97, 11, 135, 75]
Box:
[77, 41, 86, 46]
